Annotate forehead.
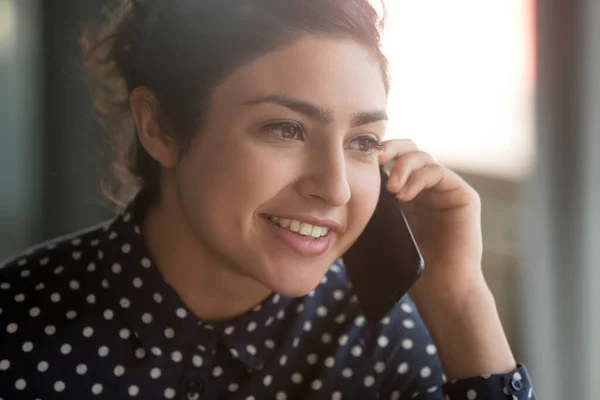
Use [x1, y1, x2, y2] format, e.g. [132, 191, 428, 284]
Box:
[212, 36, 388, 116]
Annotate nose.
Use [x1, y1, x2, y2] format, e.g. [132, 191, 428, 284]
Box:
[296, 146, 351, 207]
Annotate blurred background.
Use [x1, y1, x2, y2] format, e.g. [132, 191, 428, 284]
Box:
[1, 1, 599, 399]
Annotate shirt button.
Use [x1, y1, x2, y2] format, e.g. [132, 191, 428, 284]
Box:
[186, 380, 205, 400]
[510, 372, 523, 391]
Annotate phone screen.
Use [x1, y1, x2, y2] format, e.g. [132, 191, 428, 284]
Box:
[342, 166, 424, 322]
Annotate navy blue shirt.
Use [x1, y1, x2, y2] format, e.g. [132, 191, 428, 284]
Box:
[0, 197, 535, 399]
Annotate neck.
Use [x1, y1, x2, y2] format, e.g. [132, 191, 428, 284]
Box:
[141, 191, 272, 322]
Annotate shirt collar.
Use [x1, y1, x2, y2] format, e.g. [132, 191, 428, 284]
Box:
[97, 192, 294, 370]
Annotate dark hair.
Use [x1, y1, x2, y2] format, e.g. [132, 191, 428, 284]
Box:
[82, 0, 390, 207]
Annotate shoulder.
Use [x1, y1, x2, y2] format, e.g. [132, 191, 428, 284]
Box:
[312, 259, 446, 395]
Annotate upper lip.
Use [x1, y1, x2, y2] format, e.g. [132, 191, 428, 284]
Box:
[264, 213, 342, 232]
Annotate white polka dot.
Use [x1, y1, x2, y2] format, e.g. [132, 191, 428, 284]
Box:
[72, 251, 82, 260]
[87, 262, 96, 272]
[119, 298, 130, 308]
[92, 383, 103, 394]
[164, 327, 175, 339]
[108, 231, 118, 240]
[342, 368, 353, 378]
[293, 337, 300, 348]
[114, 365, 125, 376]
[276, 310, 286, 320]
[224, 326, 235, 335]
[14, 293, 25, 302]
[324, 357, 335, 367]
[280, 355, 288, 366]
[53, 266, 64, 275]
[355, 316, 365, 327]
[27, 307, 40, 317]
[332, 391, 343, 400]
[164, 388, 176, 398]
[364, 375, 375, 387]
[53, 380, 66, 392]
[142, 313, 153, 324]
[311, 379, 322, 390]
[228, 383, 239, 392]
[307, 354, 318, 364]
[230, 348, 239, 358]
[402, 339, 414, 350]
[45, 325, 56, 335]
[60, 343, 71, 354]
[246, 397, 256, 400]
[375, 361, 385, 373]
[171, 350, 182, 362]
[101, 279, 108, 288]
[351, 345, 362, 357]
[0, 282, 10, 290]
[176, 308, 187, 319]
[193, 355, 203, 367]
[6, 323, 18, 334]
[265, 339, 275, 349]
[381, 316, 391, 325]
[303, 321, 312, 332]
[263, 374, 272, 386]
[76, 363, 88, 374]
[86, 294, 96, 304]
[119, 328, 130, 339]
[420, 366, 432, 378]
[401, 302, 413, 313]
[128, 385, 139, 396]
[292, 373, 303, 383]
[467, 389, 477, 399]
[91, 238, 100, 247]
[66, 310, 77, 319]
[151, 367, 161, 379]
[18, 258, 28, 266]
[50, 292, 61, 303]
[0, 359, 10, 370]
[132, 277, 143, 288]
[333, 290, 344, 300]
[15, 378, 26, 390]
[104, 309, 114, 320]
[22, 341, 34, 352]
[135, 348, 146, 359]
[98, 346, 109, 357]
[276, 392, 287, 400]
[427, 386, 439, 393]
[153, 293, 163, 303]
[38, 361, 49, 372]
[35, 282, 45, 290]
[121, 244, 131, 254]
[403, 319, 415, 329]
[265, 317, 274, 326]
[397, 362, 409, 374]
[247, 345, 257, 355]
[152, 347, 162, 356]
[338, 334, 348, 345]
[296, 303, 305, 313]
[335, 314, 347, 324]
[378, 336, 389, 348]
[247, 321, 257, 332]
[321, 333, 332, 343]
[20, 269, 31, 278]
[210, 366, 223, 377]
[272, 293, 281, 303]
[426, 344, 437, 355]
[141, 258, 152, 268]
[317, 306, 328, 317]
[69, 280, 80, 290]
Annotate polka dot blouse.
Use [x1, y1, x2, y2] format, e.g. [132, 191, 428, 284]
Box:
[0, 196, 535, 399]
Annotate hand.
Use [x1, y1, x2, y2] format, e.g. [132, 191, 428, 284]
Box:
[378, 139, 485, 297]
[379, 139, 517, 379]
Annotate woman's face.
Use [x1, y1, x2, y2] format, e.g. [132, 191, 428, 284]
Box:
[172, 36, 388, 296]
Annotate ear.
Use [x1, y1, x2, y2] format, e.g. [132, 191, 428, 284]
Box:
[130, 87, 178, 169]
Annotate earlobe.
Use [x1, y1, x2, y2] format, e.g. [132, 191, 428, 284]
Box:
[129, 87, 178, 169]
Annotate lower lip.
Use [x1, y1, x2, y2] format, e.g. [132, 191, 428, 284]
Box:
[263, 216, 332, 257]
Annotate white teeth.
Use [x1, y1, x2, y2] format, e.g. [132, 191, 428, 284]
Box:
[268, 215, 330, 238]
[299, 223, 312, 236]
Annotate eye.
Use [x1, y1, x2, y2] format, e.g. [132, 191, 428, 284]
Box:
[347, 136, 384, 155]
[263, 122, 304, 141]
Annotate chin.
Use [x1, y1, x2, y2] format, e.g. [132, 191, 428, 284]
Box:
[258, 263, 325, 298]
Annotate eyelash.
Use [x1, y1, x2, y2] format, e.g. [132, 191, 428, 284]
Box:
[262, 122, 384, 156]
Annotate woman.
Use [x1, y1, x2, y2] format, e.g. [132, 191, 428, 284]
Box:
[0, 0, 535, 399]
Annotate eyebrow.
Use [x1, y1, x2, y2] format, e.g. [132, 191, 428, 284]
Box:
[244, 94, 388, 127]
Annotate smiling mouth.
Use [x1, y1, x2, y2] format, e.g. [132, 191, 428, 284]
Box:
[265, 215, 330, 239]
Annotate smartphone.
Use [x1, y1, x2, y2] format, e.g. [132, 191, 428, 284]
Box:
[342, 166, 424, 322]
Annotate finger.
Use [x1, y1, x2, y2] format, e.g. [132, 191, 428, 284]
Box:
[378, 139, 419, 166]
[386, 151, 436, 192]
